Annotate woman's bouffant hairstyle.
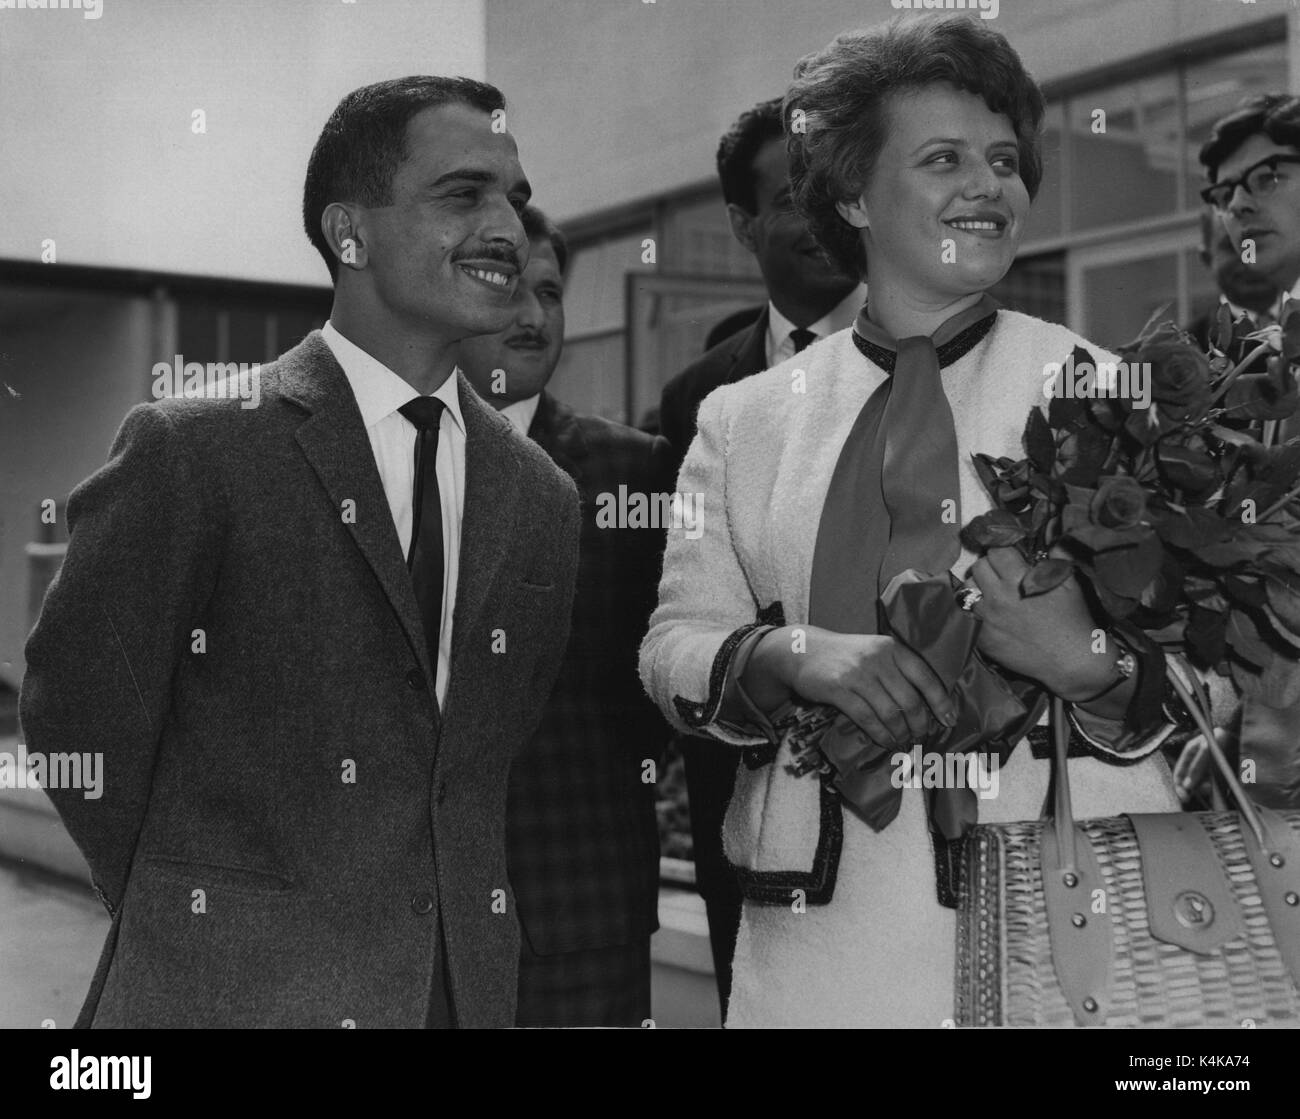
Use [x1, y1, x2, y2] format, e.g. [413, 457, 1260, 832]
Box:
[784, 16, 1045, 280]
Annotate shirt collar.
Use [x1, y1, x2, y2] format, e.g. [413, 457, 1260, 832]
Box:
[1278, 277, 1300, 321]
[322, 320, 465, 434]
[499, 393, 541, 436]
[766, 282, 869, 357]
[1220, 294, 1256, 321]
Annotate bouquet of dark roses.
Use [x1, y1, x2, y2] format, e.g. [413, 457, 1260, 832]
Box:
[780, 302, 1300, 825]
[962, 301, 1300, 709]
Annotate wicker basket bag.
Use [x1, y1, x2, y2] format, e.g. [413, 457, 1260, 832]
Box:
[955, 684, 1300, 1028]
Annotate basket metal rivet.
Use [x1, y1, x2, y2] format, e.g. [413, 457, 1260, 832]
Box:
[1071, 913, 1086, 928]
[1063, 872, 1078, 888]
[1083, 997, 1098, 1013]
[1270, 854, 1285, 868]
[1286, 892, 1299, 907]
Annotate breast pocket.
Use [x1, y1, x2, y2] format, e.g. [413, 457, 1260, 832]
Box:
[141, 855, 295, 896]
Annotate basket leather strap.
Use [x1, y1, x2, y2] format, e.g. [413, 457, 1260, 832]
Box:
[1127, 813, 1245, 954]
[1242, 807, 1300, 987]
[1042, 819, 1114, 1025]
[1043, 699, 1114, 1024]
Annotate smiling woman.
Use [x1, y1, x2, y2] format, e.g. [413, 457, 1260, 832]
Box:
[785, 14, 1043, 336]
[638, 14, 1181, 1028]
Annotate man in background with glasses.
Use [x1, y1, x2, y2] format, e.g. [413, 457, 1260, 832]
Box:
[1189, 93, 1300, 811]
[1200, 94, 1300, 320]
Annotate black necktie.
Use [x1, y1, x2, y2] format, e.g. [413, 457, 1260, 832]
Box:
[790, 328, 816, 353]
[398, 397, 446, 678]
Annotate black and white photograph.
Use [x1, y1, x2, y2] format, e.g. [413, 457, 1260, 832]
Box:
[1, 0, 1298, 1063]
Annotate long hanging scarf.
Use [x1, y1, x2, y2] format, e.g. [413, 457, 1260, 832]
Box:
[807, 294, 1000, 870]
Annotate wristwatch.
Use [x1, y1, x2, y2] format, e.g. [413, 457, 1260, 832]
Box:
[1076, 631, 1138, 704]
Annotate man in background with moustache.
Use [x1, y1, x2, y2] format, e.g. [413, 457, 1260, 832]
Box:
[657, 97, 866, 1018]
[22, 76, 579, 1028]
[461, 205, 674, 1027]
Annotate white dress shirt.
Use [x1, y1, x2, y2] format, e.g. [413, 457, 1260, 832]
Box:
[765, 282, 869, 366]
[1222, 294, 1262, 324]
[499, 393, 541, 437]
[321, 320, 464, 707]
[1280, 276, 1300, 321]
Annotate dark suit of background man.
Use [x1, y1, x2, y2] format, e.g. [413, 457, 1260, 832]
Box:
[657, 97, 866, 1017]
[20, 76, 580, 1028]
[461, 206, 673, 1027]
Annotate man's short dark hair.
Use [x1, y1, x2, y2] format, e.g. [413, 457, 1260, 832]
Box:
[520, 204, 568, 276]
[716, 97, 785, 214]
[1199, 93, 1300, 183]
[785, 15, 1044, 280]
[303, 76, 506, 283]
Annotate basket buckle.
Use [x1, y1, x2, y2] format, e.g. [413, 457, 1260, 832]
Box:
[1173, 890, 1215, 930]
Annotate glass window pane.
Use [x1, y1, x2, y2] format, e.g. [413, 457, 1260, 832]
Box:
[990, 251, 1065, 324]
[1024, 102, 1063, 244]
[227, 308, 267, 364]
[1186, 245, 1225, 340]
[562, 230, 653, 337]
[625, 274, 768, 426]
[176, 300, 219, 362]
[662, 193, 762, 278]
[1081, 253, 1178, 351]
[1185, 41, 1288, 203]
[278, 308, 327, 355]
[550, 332, 626, 423]
[1068, 75, 1181, 231]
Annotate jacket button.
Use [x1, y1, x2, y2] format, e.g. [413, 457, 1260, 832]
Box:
[436, 781, 448, 805]
[411, 892, 435, 915]
[406, 667, 426, 690]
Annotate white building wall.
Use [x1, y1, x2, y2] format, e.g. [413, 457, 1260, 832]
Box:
[485, 0, 1291, 224]
[0, 0, 487, 285]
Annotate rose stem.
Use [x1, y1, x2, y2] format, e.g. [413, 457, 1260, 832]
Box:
[1259, 477, 1300, 522]
[1209, 341, 1276, 406]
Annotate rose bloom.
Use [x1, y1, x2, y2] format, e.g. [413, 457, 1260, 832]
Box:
[1057, 423, 1111, 476]
[1142, 340, 1213, 422]
[994, 459, 1031, 508]
[1090, 475, 1147, 529]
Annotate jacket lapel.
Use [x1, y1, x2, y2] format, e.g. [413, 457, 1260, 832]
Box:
[730, 308, 771, 383]
[450, 374, 521, 660]
[526, 391, 588, 483]
[280, 332, 433, 681]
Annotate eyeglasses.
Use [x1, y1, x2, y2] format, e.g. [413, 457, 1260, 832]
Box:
[1201, 154, 1300, 212]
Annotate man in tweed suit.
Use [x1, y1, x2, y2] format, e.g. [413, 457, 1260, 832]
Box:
[657, 97, 864, 1016]
[20, 77, 579, 1028]
[461, 206, 673, 1027]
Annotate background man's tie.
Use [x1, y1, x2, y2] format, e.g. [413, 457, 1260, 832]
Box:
[399, 397, 447, 678]
[790, 327, 816, 353]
